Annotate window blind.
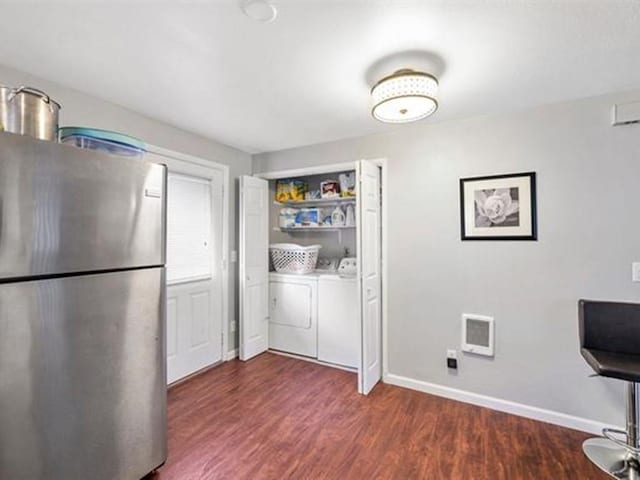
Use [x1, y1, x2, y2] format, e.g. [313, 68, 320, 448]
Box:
[167, 173, 212, 283]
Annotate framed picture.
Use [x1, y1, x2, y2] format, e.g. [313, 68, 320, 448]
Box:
[460, 172, 537, 241]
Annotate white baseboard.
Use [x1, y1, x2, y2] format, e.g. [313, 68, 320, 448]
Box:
[224, 349, 238, 361]
[383, 373, 616, 435]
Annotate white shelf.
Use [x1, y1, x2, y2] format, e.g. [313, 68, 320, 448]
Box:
[275, 226, 355, 232]
[274, 197, 356, 207]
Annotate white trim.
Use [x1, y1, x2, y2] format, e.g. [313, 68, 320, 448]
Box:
[269, 349, 357, 373]
[224, 349, 238, 361]
[148, 144, 228, 172]
[167, 274, 213, 287]
[255, 161, 356, 180]
[384, 373, 617, 435]
[221, 167, 230, 362]
[147, 144, 231, 370]
[355, 161, 363, 394]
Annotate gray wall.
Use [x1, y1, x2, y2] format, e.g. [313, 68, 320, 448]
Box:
[0, 64, 251, 351]
[254, 90, 640, 425]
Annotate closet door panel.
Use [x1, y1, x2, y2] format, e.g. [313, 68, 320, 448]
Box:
[357, 160, 382, 395]
[239, 176, 270, 361]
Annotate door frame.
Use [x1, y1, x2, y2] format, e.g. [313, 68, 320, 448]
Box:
[147, 144, 231, 362]
[254, 158, 389, 381]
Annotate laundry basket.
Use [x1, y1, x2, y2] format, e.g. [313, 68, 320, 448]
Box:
[269, 244, 322, 274]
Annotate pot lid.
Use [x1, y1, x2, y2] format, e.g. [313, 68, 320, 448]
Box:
[11, 86, 61, 109]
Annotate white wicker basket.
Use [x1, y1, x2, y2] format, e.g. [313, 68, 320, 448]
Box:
[269, 243, 322, 274]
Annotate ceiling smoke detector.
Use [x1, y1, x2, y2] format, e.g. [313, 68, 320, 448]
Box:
[241, 0, 278, 23]
[371, 69, 439, 123]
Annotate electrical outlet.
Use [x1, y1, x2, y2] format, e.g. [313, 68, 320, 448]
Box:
[633, 262, 640, 282]
[231, 250, 238, 263]
[447, 349, 458, 369]
[230, 321, 237, 333]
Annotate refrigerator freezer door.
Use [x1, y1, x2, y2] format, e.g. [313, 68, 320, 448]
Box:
[0, 268, 167, 480]
[0, 132, 166, 279]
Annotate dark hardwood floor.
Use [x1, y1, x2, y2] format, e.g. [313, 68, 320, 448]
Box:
[151, 353, 606, 479]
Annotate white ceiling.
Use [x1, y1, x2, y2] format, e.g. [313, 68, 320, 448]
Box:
[0, 1, 638, 153]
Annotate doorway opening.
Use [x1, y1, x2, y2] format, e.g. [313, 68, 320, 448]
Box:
[147, 147, 229, 385]
[239, 159, 387, 394]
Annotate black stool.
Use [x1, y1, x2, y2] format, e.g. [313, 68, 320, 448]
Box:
[579, 299, 640, 479]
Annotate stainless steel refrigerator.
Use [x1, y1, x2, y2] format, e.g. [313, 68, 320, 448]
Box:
[0, 131, 168, 480]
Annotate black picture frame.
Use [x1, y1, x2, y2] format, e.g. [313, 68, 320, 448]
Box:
[459, 171, 537, 241]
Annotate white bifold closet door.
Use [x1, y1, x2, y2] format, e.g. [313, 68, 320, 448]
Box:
[357, 159, 382, 395]
[239, 175, 270, 361]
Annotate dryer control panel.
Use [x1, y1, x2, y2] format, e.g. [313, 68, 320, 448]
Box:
[316, 257, 340, 272]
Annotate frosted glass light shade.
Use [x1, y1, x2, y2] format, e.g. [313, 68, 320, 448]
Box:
[241, 0, 277, 22]
[371, 69, 439, 123]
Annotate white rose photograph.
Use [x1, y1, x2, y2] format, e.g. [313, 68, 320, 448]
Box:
[474, 187, 520, 228]
[460, 172, 536, 240]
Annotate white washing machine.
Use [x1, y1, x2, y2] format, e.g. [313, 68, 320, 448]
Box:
[317, 274, 359, 368]
[268, 272, 318, 357]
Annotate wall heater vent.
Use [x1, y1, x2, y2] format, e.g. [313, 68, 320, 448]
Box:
[461, 314, 495, 357]
[612, 101, 640, 126]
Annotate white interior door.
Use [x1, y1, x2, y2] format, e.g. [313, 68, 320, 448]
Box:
[165, 170, 224, 384]
[357, 160, 382, 394]
[239, 175, 269, 360]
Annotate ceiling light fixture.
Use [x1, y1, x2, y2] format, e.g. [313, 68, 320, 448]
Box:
[371, 69, 439, 123]
[241, 0, 278, 23]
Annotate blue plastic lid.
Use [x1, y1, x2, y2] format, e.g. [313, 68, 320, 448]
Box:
[59, 127, 146, 151]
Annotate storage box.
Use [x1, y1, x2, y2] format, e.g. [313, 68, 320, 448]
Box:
[61, 135, 145, 159]
[59, 127, 146, 159]
[295, 208, 320, 227]
[275, 178, 308, 202]
[279, 208, 298, 228]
